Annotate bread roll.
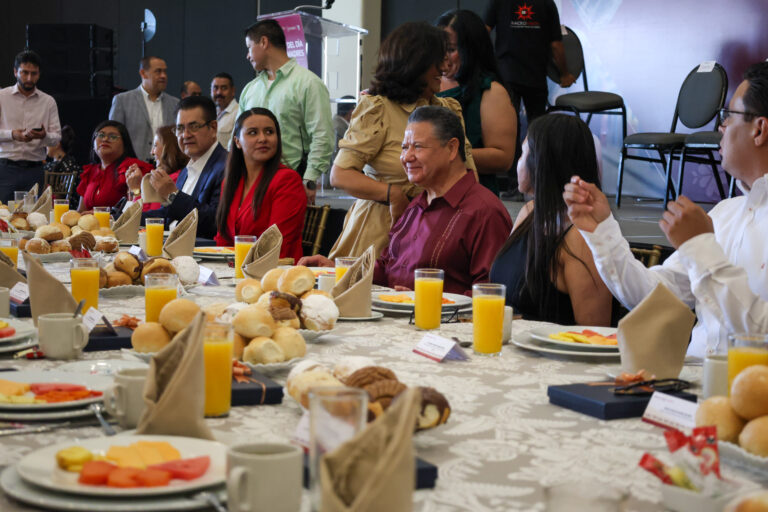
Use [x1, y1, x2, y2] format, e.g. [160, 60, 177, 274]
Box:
[25, 238, 50, 254]
[35, 225, 63, 242]
[99, 268, 108, 288]
[106, 271, 133, 288]
[235, 279, 263, 304]
[345, 366, 397, 389]
[271, 327, 306, 360]
[333, 356, 376, 383]
[734, 491, 768, 512]
[69, 231, 96, 251]
[18, 237, 30, 251]
[61, 210, 81, 227]
[242, 336, 285, 365]
[286, 359, 326, 383]
[50, 239, 72, 253]
[277, 266, 315, 296]
[27, 212, 48, 229]
[158, 298, 201, 334]
[203, 302, 230, 322]
[301, 289, 333, 300]
[260, 268, 285, 292]
[171, 256, 199, 285]
[51, 222, 71, 238]
[70, 226, 83, 235]
[694, 396, 745, 443]
[10, 217, 30, 231]
[77, 214, 100, 231]
[300, 294, 339, 331]
[92, 227, 116, 238]
[731, 365, 768, 420]
[233, 332, 248, 360]
[140, 258, 176, 282]
[286, 370, 342, 409]
[739, 416, 768, 457]
[232, 304, 275, 339]
[114, 252, 142, 280]
[94, 237, 119, 253]
[131, 322, 172, 353]
[270, 307, 300, 329]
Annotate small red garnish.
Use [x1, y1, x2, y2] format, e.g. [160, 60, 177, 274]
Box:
[70, 249, 92, 259]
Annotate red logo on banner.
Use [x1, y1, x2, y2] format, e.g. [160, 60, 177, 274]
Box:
[515, 3, 535, 20]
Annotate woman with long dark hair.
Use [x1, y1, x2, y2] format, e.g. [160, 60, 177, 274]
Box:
[214, 108, 306, 261]
[76, 120, 152, 211]
[327, 21, 475, 259]
[489, 114, 612, 325]
[127, 125, 190, 211]
[436, 9, 516, 196]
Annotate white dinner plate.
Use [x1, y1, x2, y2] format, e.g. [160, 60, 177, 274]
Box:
[299, 328, 336, 342]
[26, 252, 73, 263]
[244, 357, 303, 373]
[192, 247, 234, 261]
[371, 291, 472, 311]
[0, 338, 36, 355]
[2, 466, 225, 512]
[0, 317, 36, 344]
[510, 336, 621, 360]
[372, 304, 471, 317]
[57, 359, 148, 376]
[338, 311, 385, 322]
[17, 434, 227, 498]
[528, 325, 619, 352]
[0, 370, 112, 411]
[0, 406, 96, 422]
[121, 348, 154, 363]
[100, 284, 144, 298]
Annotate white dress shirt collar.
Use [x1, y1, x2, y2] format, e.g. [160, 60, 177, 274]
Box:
[181, 142, 218, 195]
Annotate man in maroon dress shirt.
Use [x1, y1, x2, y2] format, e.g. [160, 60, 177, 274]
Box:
[301, 106, 512, 294]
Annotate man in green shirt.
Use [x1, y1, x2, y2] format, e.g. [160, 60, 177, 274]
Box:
[239, 19, 334, 204]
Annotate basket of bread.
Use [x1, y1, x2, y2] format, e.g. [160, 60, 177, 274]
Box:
[98, 253, 200, 294]
[285, 356, 451, 431]
[18, 211, 119, 259]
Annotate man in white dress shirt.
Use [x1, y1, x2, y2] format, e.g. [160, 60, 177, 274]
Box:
[211, 72, 238, 149]
[563, 61, 768, 359]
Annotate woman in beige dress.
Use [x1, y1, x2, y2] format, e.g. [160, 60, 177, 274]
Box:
[328, 21, 475, 259]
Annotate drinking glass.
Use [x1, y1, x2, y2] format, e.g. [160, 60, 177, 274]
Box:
[0, 239, 19, 268]
[144, 273, 178, 323]
[472, 283, 506, 356]
[234, 235, 256, 280]
[70, 258, 100, 312]
[93, 206, 111, 228]
[145, 218, 164, 257]
[334, 257, 356, 283]
[727, 333, 768, 394]
[203, 321, 233, 417]
[9, 191, 26, 212]
[414, 268, 444, 330]
[53, 199, 69, 224]
[309, 387, 368, 511]
[22, 192, 37, 213]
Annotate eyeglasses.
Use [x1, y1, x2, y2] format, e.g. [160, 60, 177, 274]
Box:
[613, 378, 691, 396]
[175, 121, 211, 135]
[95, 132, 121, 141]
[718, 108, 760, 124]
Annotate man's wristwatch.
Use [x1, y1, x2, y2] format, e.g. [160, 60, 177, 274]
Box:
[303, 179, 316, 191]
[163, 191, 178, 207]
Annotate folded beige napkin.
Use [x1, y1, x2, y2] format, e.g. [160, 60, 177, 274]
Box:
[22, 252, 77, 324]
[140, 174, 164, 203]
[0, 258, 25, 288]
[136, 311, 214, 440]
[331, 246, 375, 318]
[617, 283, 695, 379]
[27, 183, 39, 198]
[241, 224, 282, 279]
[163, 209, 198, 258]
[320, 387, 420, 512]
[112, 199, 143, 244]
[29, 186, 52, 217]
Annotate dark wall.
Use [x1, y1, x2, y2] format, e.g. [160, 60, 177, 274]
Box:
[381, 0, 490, 37]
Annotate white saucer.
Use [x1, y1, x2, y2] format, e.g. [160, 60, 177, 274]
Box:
[510, 337, 621, 360]
[338, 311, 384, 321]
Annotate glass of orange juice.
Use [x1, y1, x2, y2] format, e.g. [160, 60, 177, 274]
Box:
[0, 239, 19, 268]
[472, 283, 506, 356]
[334, 257, 357, 283]
[70, 257, 100, 313]
[203, 321, 233, 417]
[727, 333, 768, 393]
[53, 199, 69, 224]
[144, 273, 178, 323]
[145, 218, 164, 257]
[93, 206, 111, 228]
[414, 268, 444, 330]
[234, 235, 256, 280]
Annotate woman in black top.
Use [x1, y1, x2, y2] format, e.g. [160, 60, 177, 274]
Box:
[44, 125, 81, 208]
[489, 114, 612, 325]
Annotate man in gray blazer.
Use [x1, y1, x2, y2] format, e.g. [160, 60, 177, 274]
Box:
[108, 56, 179, 161]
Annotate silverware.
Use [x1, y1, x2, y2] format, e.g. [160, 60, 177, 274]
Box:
[194, 491, 228, 512]
[73, 299, 86, 318]
[89, 403, 117, 436]
[0, 419, 102, 437]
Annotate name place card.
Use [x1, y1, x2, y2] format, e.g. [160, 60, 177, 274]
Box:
[197, 265, 219, 286]
[413, 333, 469, 363]
[642, 391, 698, 432]
[9, 282, 29, 304]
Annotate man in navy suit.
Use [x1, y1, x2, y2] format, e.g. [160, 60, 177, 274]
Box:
[127, 96, 227, 239]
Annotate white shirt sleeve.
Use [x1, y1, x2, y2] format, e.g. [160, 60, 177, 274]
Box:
[579, 214, 696, 309]
[677, 232, 768, 334]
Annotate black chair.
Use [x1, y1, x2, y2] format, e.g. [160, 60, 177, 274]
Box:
[44, 170, 77, 202]
[546, 26, 627, 142]
[677, 127, 732, 201]
[615, 63, 727, 207]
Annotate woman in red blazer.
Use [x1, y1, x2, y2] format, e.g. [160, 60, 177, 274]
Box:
[214, 108, 306, 261]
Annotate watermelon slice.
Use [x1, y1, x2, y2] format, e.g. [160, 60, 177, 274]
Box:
[149, 456, 210, 480]
[30, 383, 86, 394]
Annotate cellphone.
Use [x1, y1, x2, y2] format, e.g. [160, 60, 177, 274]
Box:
[32, 126, 43, 131]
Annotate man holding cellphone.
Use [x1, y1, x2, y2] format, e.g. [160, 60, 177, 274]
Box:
[0, 50, 61, 203]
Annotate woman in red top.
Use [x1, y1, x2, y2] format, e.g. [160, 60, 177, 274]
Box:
[126, 125, 189, 211]
[76, 121, 152, 211]
[214, 108, 306, 261]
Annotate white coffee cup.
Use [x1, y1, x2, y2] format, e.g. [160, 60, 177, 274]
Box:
[0, 287, 9, 318]
[502, 305, 513, 344]
[317, 274, 335, 293]
[702, 354, 729, 398]
[103, 368, 149, 429]
[227, 443, 302, 512]
[37, 313, 88, 360]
